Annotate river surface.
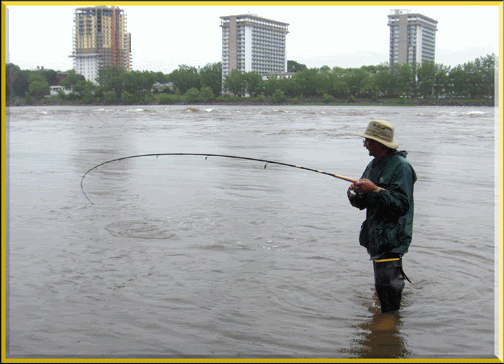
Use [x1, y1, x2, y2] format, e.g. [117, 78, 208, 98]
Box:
[5, 105, 499, 359]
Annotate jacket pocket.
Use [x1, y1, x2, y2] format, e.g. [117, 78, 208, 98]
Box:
[382, 221, 401, 250]
[359, 221, 368, 247]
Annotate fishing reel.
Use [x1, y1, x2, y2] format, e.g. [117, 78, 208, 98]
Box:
[347, 186, 365, 208]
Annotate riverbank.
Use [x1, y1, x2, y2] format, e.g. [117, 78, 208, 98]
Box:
[7, 96, 495, 107]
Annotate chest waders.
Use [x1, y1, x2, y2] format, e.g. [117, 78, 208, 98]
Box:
[373, 258, 411, 313]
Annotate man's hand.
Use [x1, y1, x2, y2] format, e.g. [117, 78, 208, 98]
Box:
[351, 179, 380, 193]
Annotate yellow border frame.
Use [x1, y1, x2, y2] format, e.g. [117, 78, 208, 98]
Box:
[1, 1, 503, 363]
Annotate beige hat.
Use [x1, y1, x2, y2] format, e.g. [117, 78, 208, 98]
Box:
[358, 120, 399, 149]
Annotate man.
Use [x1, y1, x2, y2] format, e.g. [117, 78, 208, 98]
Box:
[347, 120, 417, 313]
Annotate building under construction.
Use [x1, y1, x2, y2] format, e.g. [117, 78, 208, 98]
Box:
[70, 6, 131, 84]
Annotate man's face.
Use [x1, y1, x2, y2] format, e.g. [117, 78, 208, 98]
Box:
[363, 138, 388, 157]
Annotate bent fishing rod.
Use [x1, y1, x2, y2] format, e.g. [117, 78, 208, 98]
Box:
[80, 153, 360, 205]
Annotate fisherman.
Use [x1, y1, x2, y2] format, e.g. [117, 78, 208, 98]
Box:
[347, 120, 417, 313]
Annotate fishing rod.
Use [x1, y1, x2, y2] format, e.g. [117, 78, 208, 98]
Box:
[80, 153, 359, 204]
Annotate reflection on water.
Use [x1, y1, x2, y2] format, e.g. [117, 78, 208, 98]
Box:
[345, 299, 410, 358]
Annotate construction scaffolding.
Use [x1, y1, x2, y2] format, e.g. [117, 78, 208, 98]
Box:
[70, 6, 131, 83]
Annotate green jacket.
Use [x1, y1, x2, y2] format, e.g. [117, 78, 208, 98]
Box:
[348, 150, 417, 259]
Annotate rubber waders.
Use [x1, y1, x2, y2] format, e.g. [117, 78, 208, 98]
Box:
[373, 259, 406, 313]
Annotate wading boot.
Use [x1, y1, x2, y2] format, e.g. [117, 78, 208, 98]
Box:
[373, 258, 409, 313]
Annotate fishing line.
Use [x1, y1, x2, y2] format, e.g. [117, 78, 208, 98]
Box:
[80, 153, 358, 204]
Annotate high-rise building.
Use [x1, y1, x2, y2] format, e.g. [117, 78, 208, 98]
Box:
[220, 14, 289, 82]
[388, 9, 438, 66]
[70, 6, 131, 84]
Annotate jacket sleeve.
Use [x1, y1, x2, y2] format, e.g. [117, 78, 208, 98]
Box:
[372, 162, 415, 220]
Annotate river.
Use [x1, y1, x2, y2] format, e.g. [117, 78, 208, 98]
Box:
[5, 104, 499, 359]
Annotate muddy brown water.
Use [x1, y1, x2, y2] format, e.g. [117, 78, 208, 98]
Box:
[6, 105, 498, 358]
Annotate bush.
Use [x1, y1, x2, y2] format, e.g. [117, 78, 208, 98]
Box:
[121, 90, 134, 104]
[57, 89, 66, 100]
[81, 94, 95, 104]
[199, 86, 215, 102]
[143, 93, 155, 104]
[254, 94, 265, 103]
[323, 93, 335, 104]
[24, 91, 34, 105]
[271, 89, 286, 104]
[158, 94, 180, 104]
[217, 94, 242, 102]
[104, 91, 117, 105]
[348, 95, 356, 103]
[184, 88, 200, 103]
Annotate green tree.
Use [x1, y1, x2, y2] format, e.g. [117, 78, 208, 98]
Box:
[360, 73, 379, 99]
[480, 54, 496, 98]
[223, 69, 247, 96]
[329, 68, 350, 98]
[397, 63, 414, 97]
[342, 68, 370, 96]
[41, 69, 58, 86]
[243, 71, 264, 96]
[448, 65, 467, 97]
[433, 64, 451, 98]
[169, 65, 201, 94]
[319, 65, 331, 74]
[199, 62, 222, 96]
[314, 71, 332, 95]
[467, 54, 495, 98]
[28, 80, 50, 98]
[287, 60, 307, 73]
[294, 68, 322, 96]
[6, 63, 22, 98]
[98, 66, 127, 95]
[264, 75, 279, 96]
[277, 76, 300, 97]
[13, 71, 30, 97]
[61, 70, 86, 88]
[72, 80, 95, 98]
[374, 63, 401, 98]
[417, 62, 436, 98]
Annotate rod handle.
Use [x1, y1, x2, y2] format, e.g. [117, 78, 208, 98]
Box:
[333, 174, 387, 192]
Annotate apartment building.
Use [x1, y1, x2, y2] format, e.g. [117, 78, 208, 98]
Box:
[70, 6, 131, 83]
[388, 9, 438, 66]
[220, 14, 289, 83]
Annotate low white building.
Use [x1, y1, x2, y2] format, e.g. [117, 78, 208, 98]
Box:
[49, 86, 72, 96]
[261, 72, 294, 81]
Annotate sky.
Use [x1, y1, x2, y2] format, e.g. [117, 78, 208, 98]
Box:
[4, 2, 501, 74]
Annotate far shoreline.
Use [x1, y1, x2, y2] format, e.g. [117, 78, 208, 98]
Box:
[6, 97, 495, 108]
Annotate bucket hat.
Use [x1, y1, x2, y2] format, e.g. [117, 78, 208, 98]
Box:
[358, 120, 399, 149]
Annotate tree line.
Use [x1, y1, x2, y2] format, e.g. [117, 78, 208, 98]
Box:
[6, 53, 495, 105]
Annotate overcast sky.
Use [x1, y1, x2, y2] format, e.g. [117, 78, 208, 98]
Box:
[5, 2, 500, 74]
